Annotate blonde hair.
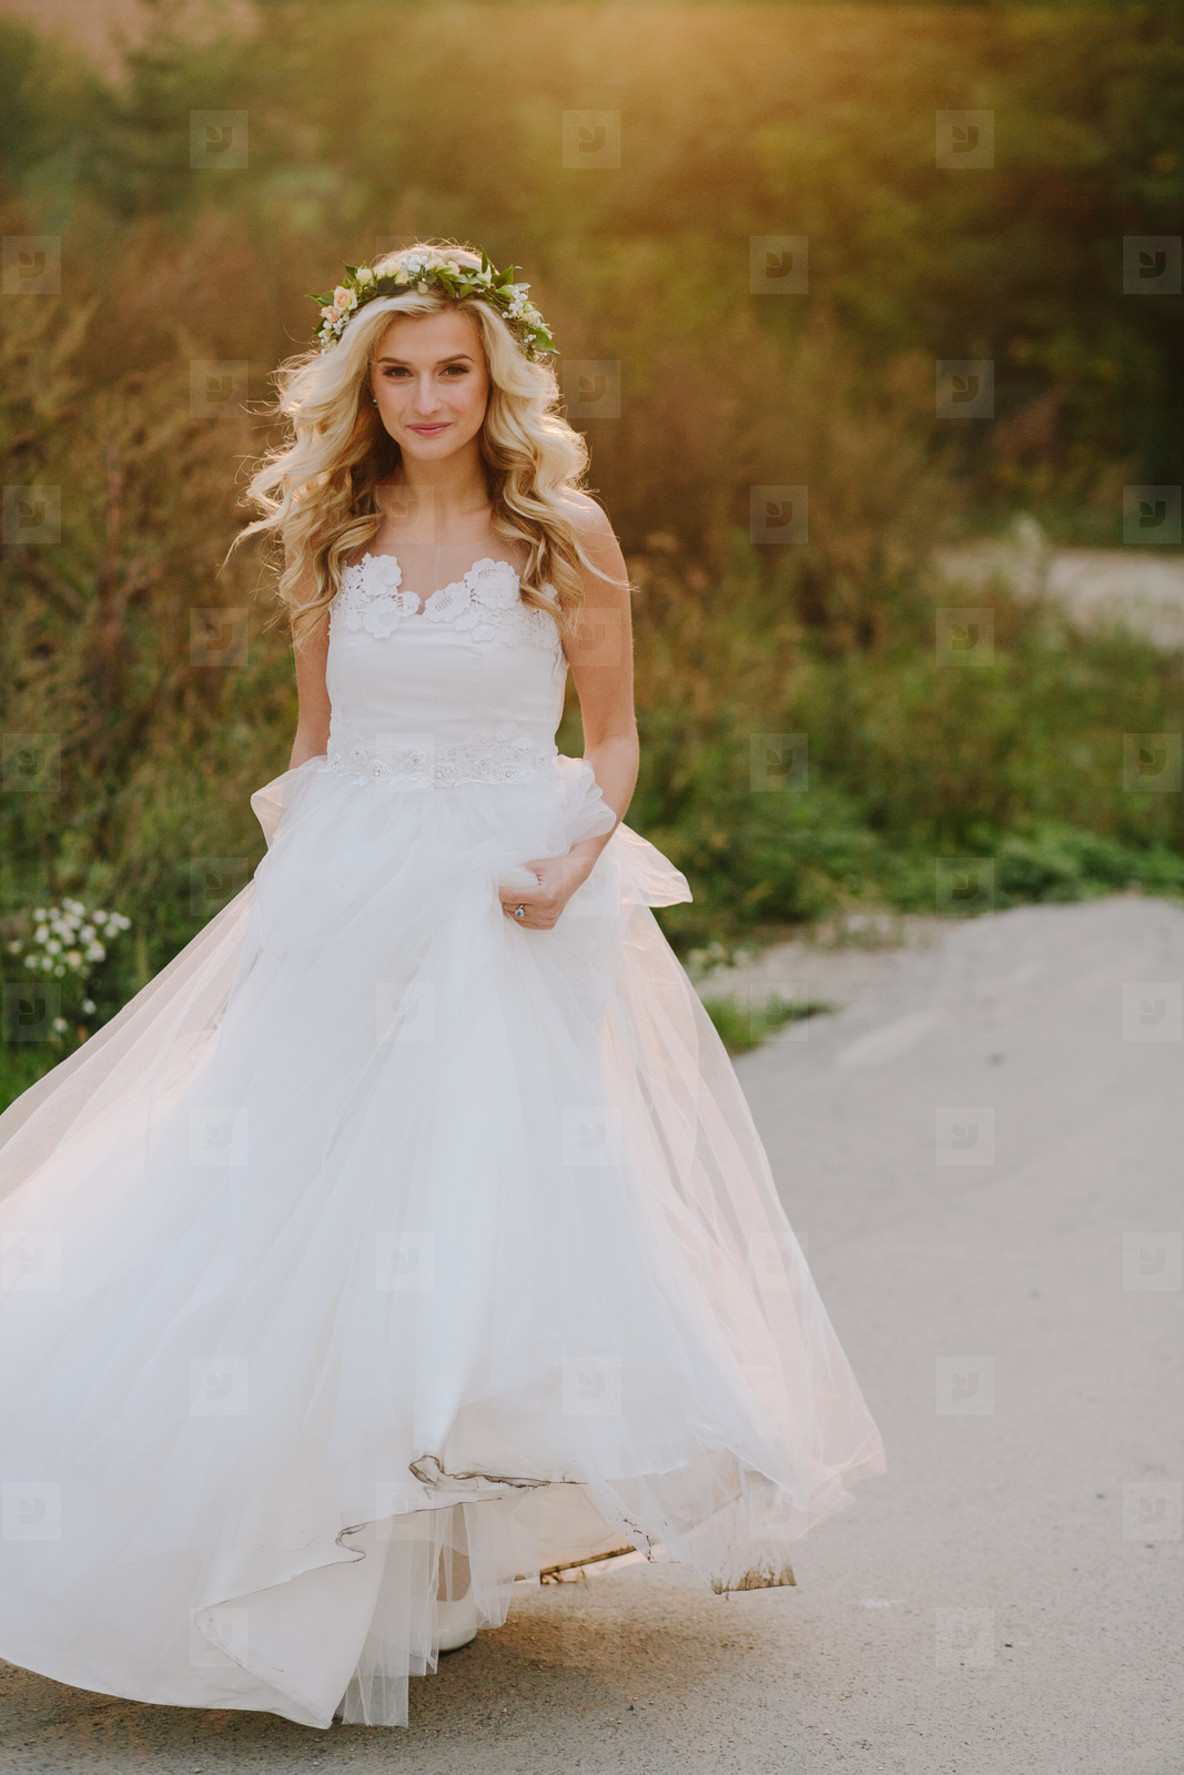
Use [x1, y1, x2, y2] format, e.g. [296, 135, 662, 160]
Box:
[238, 242, 602, 646]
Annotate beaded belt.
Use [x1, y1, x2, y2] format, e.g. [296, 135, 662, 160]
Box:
[325, 721, 556, 788]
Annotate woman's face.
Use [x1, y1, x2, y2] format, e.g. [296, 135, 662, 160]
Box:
[368, 309, 490, 463]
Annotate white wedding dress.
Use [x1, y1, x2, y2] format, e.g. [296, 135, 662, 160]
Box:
[0, 552, 884, 1729]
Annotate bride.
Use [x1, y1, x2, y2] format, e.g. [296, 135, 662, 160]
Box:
[0, 243, 884, 1730]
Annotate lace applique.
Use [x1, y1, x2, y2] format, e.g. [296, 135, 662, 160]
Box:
[333, 553, 560, 650]
[334, 553, 420, 639]
[326, 716, 556, 788]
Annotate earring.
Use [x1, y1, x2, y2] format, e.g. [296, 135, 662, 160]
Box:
[371, 396, 378, 406]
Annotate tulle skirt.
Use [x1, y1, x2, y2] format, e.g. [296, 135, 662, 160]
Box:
[0, 752, 884, 1728]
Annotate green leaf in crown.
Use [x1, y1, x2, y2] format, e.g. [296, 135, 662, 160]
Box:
[309, 248, 557, 362]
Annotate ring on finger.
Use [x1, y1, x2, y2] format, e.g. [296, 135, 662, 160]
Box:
[512, 903, 527, 921]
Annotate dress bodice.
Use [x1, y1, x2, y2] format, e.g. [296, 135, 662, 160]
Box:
[324, 553, 568, 787]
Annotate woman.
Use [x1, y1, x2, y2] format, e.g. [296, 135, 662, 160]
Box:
[0, 243, 884, 1730]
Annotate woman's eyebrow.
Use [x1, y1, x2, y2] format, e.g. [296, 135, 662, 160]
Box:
[373, 352, 476, 366]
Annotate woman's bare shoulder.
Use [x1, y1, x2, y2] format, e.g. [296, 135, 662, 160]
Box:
[560, 489, 614, 535]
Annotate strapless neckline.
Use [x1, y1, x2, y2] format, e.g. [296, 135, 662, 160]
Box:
[348, 551, 524, 618]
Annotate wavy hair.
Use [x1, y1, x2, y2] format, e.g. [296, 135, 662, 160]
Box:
[238, 243, 604, 647]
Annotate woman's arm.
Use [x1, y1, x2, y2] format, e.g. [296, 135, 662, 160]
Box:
[562, 497, 639, 868]
[498, 498, 638, 929]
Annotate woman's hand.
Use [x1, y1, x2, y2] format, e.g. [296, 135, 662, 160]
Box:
[498, 842, 602, 931]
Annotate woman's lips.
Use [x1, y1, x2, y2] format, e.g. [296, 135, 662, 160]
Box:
[407, 422, 450, 435]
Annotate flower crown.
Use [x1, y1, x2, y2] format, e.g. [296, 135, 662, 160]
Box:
[308, 248, 556, 361]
